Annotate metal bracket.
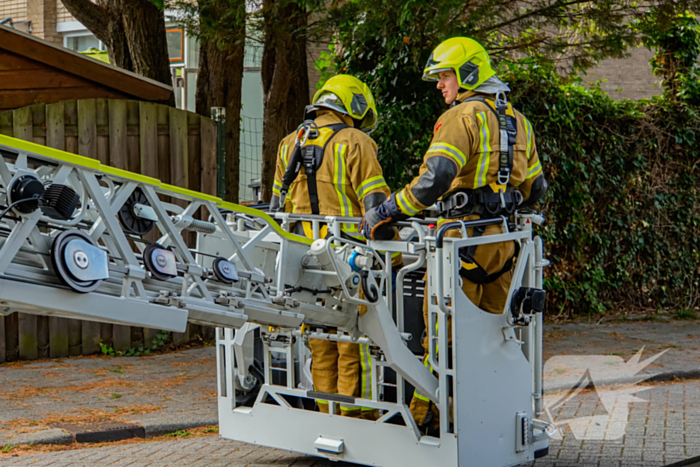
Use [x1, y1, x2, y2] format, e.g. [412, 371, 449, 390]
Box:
[155, 290, 183, 307]
[215, 293, 244, 309]
[271, 296, 300, 308]
[502, 326, 523, 345]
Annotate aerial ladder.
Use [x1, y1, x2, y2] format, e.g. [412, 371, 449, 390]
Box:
[0, 134, 555, 467]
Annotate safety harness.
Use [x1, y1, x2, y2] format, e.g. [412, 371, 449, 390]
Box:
[436, 93, 522, 220]
[436, 93, 521, 285]
[278, 120, 349, 215]
[458, 224, 520, 284]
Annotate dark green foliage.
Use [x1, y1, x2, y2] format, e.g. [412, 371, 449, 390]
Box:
[635, 11, 700, 105]
[506, 61, 699, 315]
[333, 9, 700, 315]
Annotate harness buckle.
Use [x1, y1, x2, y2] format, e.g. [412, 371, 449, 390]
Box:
[297, 120, 319, 146]
[495, 91, 508, 108]
[497, 170, 510, 186]
[452, 191, 469, 210]
[437, 191, 470, 217]
[499, 191, 507, 210]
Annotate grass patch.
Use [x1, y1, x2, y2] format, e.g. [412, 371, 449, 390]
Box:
[676, 309, 698, 320]
[164, 430, 192, 438]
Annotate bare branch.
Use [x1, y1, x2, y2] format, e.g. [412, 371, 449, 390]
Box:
[480, 0, 598, 34]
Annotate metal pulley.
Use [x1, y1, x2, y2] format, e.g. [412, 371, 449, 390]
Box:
[143, 243, 178, 281]
[118, 188, 155, 236]
[50, 230, 109, 293]
[212, 257, 239, 284]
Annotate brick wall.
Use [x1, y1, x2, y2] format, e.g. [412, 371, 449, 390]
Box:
[582, 47, 661, 100]
[27, 0, 61, 43]
[0, 0, 28, 22]
[56, 0, 75, 23]
[0, 0, 62, 44]
[306, 40, 333, 101]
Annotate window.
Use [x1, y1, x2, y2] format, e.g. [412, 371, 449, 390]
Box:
[167, 28, 184, 63]
[65, 33, 102, 52]
[187, 36, 199, 69]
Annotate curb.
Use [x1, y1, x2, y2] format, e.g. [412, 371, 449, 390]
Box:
[0, 416, 219, 448]
[543, 368, 700, 393]
[3, 369, 698, 448]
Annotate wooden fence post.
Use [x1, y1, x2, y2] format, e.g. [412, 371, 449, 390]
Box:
[46, 101, 70, 359]
[13, 106, 38, 361]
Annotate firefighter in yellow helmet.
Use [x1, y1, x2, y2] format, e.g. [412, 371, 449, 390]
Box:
[271, 74, 398, 419]
[360, 37, 548, 431]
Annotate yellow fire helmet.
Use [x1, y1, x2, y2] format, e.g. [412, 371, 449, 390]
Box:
[306, 74, 378, 133]
[422, 37, 496, 90]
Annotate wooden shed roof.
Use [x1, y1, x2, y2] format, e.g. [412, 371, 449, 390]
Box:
[0, 25, 173, 109]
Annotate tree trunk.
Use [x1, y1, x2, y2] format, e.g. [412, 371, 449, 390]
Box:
[260, 0, 310, 203]
[60, 0, 173, 106]
[196, 39, 245, 203]
[121, 0, 175, 106]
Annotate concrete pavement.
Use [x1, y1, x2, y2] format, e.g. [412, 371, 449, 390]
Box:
[0, 347, 217, 447]
[2, 319, 700, 463]
[1, 379, 700, 466]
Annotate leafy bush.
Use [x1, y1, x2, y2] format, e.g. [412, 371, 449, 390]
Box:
[336, 12, 700, 315]
[507, 61, 699, 315]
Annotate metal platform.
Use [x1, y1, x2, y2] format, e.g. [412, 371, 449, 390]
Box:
[0, 134, 555, 466]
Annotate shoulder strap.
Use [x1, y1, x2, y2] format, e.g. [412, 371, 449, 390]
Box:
[462, 95, 517, 188]
[278, 122, 350, 215]
[305, 123, 349, 214]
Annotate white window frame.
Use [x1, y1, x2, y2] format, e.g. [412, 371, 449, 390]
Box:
[63, 30, 106, 52]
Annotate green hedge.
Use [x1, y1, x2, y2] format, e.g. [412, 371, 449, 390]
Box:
[367, 61, 700, 316]
[504, 62, 700, 315]
[336, 12, 700, 315]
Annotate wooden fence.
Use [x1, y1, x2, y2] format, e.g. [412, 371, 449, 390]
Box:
[0, 99, 218, 362]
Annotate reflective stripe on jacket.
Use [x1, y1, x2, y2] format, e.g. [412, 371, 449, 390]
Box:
[395, 90, 546, 216]
[272, 112, 390, 221]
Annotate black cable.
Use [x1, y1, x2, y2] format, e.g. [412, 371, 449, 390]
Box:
[0, 195, 40, 223]
[284, 284, 332, 295]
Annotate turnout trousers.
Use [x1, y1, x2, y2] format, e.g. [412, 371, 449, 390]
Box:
[310, 333, 379, 420]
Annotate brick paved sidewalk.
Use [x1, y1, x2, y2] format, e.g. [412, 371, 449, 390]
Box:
[534, 379, 700, 466]
[1, 320, 700, 451]
[543, 320, 700, 389]
[0, 347, 217, 447]
[2, 379, 700, 466]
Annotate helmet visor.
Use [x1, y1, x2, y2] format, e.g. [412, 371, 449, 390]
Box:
[422, 67, 453, 82]
[312, 91, 349, 115]
[359, 109, 378, 133]
[350, 94, 369, 119]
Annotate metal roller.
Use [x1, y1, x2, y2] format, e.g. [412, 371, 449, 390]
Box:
[118, 188, 155, 236]
[50, 230, 109, 293]
[143, 243, 178, 281]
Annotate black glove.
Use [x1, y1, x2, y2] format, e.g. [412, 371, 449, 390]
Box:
[360, 194, 403, 240]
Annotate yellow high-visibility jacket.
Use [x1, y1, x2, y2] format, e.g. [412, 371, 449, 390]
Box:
[394, 91, 547, 216]
[271, 111, 391, 234]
